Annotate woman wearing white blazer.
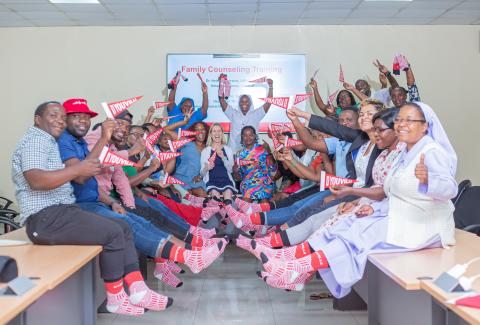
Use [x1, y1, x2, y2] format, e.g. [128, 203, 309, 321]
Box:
[200, 123, 236, 205]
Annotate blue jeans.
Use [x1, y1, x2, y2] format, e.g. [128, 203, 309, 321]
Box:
[135, 197, 190, 232]
[78, 202, 171, 257]
[264, 190, 331, 225]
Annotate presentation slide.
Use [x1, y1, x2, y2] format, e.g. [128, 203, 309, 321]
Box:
[166, 54, 307, 132]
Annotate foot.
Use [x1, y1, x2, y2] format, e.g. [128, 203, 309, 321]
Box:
[129, 281, 173, 311]
[183, 239, 227, 273]
[154, 262, 183, 288]
[190, 226, 217, 239]
[200, 206, 221, 222]
[106, 290, 144, 316]
[257, 271, 313, 291]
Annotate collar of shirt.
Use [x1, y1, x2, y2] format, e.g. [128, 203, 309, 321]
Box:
[29, 126, 57, 143]
[399, 136, 431, 168]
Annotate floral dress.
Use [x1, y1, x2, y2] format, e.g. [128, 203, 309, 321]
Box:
[237, 143, 277, 200]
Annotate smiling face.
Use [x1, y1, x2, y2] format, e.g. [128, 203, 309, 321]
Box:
[180, 99, 193, 114]
[239, 95, 251, 114]
[355, 79, 371, 97]
[210, 124, 224, 145]
[241, 127, 256, 148]
[338, 110, 358, 129]
[373, 118, 397, 150]
[194, 123, 207, 143]
[112, 119, 130, 145]
[158, 132, 172, 150]
[358, 104, 379, 132]
[34, 103, 67, 138]
[391, 87, 408, 108]
[394, 104, 427, 148]
[66, 112, 91, 138]
[127, 126, 144, 148]
[337, 90, 353, 109]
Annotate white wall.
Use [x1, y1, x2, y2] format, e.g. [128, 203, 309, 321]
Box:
[1, 25, 479, 202]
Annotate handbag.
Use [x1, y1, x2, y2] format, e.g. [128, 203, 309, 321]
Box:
[0, 256, 18, 282]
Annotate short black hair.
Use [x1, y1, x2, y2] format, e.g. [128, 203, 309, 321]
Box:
[142, 123, 155, 129]
[340, 107, 359, 117]
[240, 125, 258, 146]
[391, 86, 408, 95]
[34, 101, 61, 118]
[92, 122, 102, 131]
[372, 107, 399, 129]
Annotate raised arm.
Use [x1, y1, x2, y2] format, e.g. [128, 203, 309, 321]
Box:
[287, 111, 329, 153]
[281, 150, 321, 182]
[374, 59, 399, 89]
[343, 82, 368, 101]
[167, 75, 179, 111]
[126, 158, 160, 187]
[200, 81, 209, 117]
[288, 107, 362, 142]
[263, 78, 274, 113]
[403, 57, 421, 101]
[144, 106, 155, 124]
[309, 78, 331, 115]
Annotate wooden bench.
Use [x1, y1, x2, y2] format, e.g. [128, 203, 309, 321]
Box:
[352, 229, 480, 325]
[0, 228, 102, 325]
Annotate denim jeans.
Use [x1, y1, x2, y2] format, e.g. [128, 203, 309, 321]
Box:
[78, 201, 170, 257]
[135, 197, 190, 232]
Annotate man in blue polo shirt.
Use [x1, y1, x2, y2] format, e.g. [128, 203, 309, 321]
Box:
[57, 98, 226, 280]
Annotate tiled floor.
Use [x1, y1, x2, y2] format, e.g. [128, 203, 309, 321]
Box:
[97, 245, 367, 325]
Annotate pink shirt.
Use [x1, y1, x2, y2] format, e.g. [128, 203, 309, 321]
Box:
[84, 128, 136, 208]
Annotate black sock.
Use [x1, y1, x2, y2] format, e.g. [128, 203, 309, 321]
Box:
[184, 232, 193, 244]
[160, 241, 174, 259]
[224, 199, 232, 205]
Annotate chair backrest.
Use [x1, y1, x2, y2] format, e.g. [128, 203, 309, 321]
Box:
[452, 179, 472, 207]
[453, 185, 480, 231]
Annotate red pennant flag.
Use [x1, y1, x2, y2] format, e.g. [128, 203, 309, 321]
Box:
[101, 96, 143, 118]
[249, 76, 267, 83]
[162, 173, 185, 185]
[270, 123, 285, 135]
[259, 96, 291, 110]
[284, 136, 304, 148]
[293, 93, 313, 105]
[236, 158, 254, 166]
[145, 140, 158, 156]
[155, 151, 182, 163]
[208, 151, 217, 164]
[272, 135, 284, 151]
[156, 114, 182, 123]
[168, 138, 194, 152]
[99, 146, 136, 167]
[455, 294, 480, 309]
[319, 170, 357, 191]
[196, 72, 205, 83]
[145, 127, 164, 145]
[178, 129, 200, 138]
[339, 64, 345, 83]
[153, 101, 171, 109]
[328, 89, 340, 105]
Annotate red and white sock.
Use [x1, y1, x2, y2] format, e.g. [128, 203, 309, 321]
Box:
[167, 239, 227, 273]
[224, 204, 251, 228]
[258, 271, 314, 291]
[166, 261, 183, 274]
[261, 250, 329, 281]
[253, 241, 313, 261]
[234, 197, 253, 213]
[104, 279, 144, 316]
[184, 193, 205, 207]
[124, 271, 172, 311]
[153, 260, 183, 288]
[189, 226, 216, 238]
[200, 206, 221, 222]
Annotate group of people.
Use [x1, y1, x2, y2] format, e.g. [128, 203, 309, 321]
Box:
[11, 56, 458, 317]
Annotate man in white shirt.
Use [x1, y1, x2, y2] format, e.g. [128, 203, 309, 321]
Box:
[219, 77, 274, 153]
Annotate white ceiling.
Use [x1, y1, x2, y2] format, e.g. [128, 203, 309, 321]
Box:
[0, 0, 479, 27]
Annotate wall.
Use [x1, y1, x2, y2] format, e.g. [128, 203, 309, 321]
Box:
[1, 25, 479, 202]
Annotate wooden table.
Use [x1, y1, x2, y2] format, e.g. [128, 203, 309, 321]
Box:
[0, 228, 102, 325]
[352, 229, 480, 325]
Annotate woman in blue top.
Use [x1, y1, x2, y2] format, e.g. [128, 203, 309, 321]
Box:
[173, 121, 209, 198]
[166, 77, 209, 132]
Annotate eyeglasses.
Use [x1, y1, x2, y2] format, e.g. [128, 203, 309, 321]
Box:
[394, 118, 426, 126]
[373, 127, 391, 134]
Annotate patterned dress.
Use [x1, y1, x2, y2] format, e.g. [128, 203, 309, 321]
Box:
[237, 143, 277, 200]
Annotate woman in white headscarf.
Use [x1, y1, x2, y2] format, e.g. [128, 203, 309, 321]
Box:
[249, 102, 458, 296]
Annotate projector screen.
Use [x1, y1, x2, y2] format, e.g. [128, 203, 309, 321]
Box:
[166, 53, 306, 132]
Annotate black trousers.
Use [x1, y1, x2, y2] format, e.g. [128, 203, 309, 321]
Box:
[125, 205, 189, 242]
[26, 204, 139, 281]
[275, 185, 319, 209]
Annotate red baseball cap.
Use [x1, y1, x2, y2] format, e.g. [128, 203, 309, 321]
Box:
[63, 98, 98, 118]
